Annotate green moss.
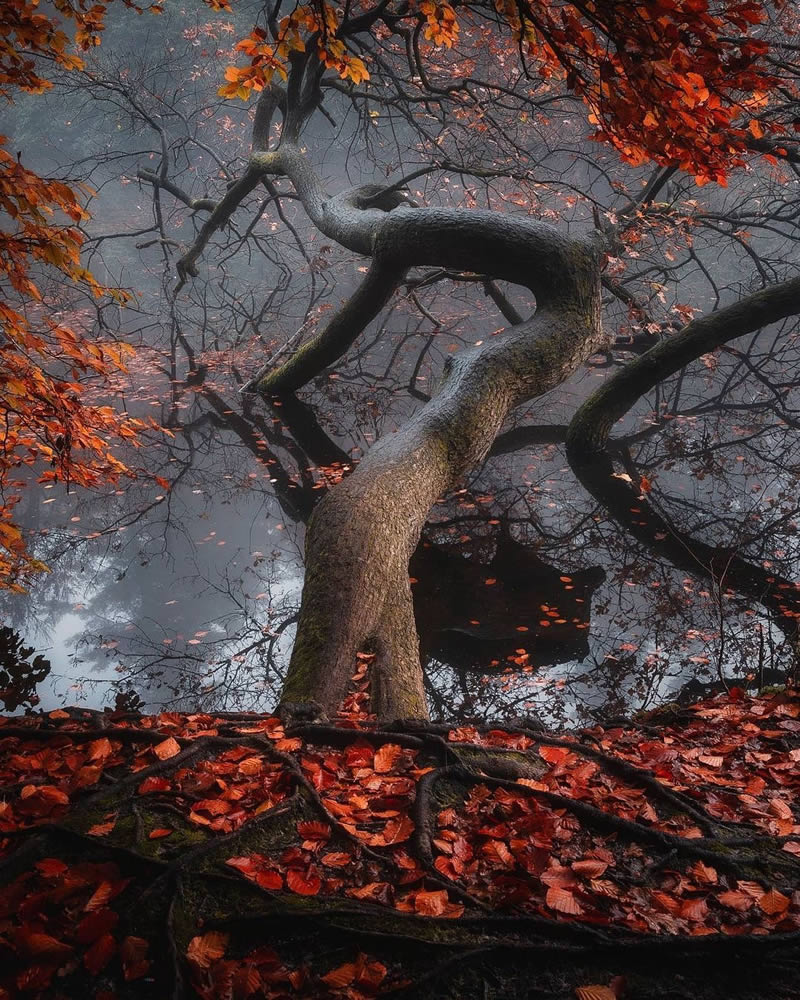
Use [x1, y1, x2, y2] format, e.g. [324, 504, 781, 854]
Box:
[758, 684, 786, 696]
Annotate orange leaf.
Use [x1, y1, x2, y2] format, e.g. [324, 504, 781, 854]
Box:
[121, 936, 150, 981]
[84, 933, 117, 974]
[297, 821, 331, 842]
[539, 745, 574, 765]
[18, 930, 73, 960]
[572, 859, 608, 879]
[575, 988, 617, 1000]
[87, 818, 116, 837]
[286, 867, 321, 895]
[138, 776, 171, 794]
[374, 743, 402, 773]
[88, 737, 113, 760]
[154, 736, 181, 759]
[186, 931, 228, 969]
[546, 886, 583, 915]
[321, 962, 357, 988]
[759, 889, 790, 916]
[413, 889, 454, 916]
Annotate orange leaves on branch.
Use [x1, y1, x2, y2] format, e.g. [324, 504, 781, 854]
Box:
[0, 0, 161, 590]
[499, 0, 789, 183]
[218, 3, 369, 100]
[419, 1, 459, 49]
[213, 0, 792, 185]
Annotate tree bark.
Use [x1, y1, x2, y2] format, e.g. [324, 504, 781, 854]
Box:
[169, 137, 608, 722]
[280, 303, 605, 722]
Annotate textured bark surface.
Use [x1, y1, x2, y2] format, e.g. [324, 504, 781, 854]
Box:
[278, 271, 602, 720]
[235, 139, 607, 722]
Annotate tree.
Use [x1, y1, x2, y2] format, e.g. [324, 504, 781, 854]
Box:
[3, 2, 800, 997]
[126, 0, 800, 722]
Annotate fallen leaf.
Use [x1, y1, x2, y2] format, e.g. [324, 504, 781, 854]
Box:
[576, 987, 617, 1000]
[286, 867, 321, 896]
[154, 737, 181, 760]
[546, 886, 583, 915]
[759, 889, 790, 916]
[84, 933, 117, 974]
[187, 931, 229, 969]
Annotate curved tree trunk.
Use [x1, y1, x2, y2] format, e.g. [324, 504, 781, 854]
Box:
[160, 124, 607, 722]
[277, 277, 603, 721]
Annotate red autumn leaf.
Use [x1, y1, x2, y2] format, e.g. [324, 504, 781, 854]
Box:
[482, 839, 514, 868]
[35, 858, 67, 877]
[296, 821, 331, 842]
[84, 932, 117, 974]
[759, 889, 790, 915]
[575, 987, 617, 1000]
[413, 889, 450, 916]
[679, 897, 708, 921]
[138, 776, 171, 795]
[374, 743, 402, 773]
[148, 827, 173, 839]
[87, 737, 114, 761]
[186, 930, 229, 969]
[571, 859, 609, 879]
[718, 890, 752, 911]
[226, 856, 257, 876]
[193, 798, 232, 815]
[538, 745, 574, 765]
[286, 866, 321, 896]
[17, 929, 74, 961]
[354, 955, 388, 989]
[87, 817, 116, 837]
[252, 869, 281, 890]
[75, 907, 119, 944]
[321, 961, 357, 988]
[85, 881, 116, 912]
[688, 861, 717, 884]
[546, 886, 584, 916]
[120, 935, 150, 981]
[321, 852, 352, 867]
[379, 814, 414, 844]
[768, 799, 792, 820]
[274, 737, 303, 752]
[19, 784, 69, 811]
[153, 737, 181, 760]
[237, 756, 263, 775]
[347, 882, 393, 903]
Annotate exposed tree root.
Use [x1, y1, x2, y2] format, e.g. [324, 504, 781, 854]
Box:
[1, 690, 799, 999]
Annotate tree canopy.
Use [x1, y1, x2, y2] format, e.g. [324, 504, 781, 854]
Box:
[2, 1, 800, 997]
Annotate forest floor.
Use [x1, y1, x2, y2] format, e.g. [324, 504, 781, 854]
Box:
[1, 668, 799, 1000]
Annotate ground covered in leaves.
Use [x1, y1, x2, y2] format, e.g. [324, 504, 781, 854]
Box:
[1, 683, 799, 999]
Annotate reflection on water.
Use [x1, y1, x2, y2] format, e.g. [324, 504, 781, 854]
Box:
[3, 338, 799, 728]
